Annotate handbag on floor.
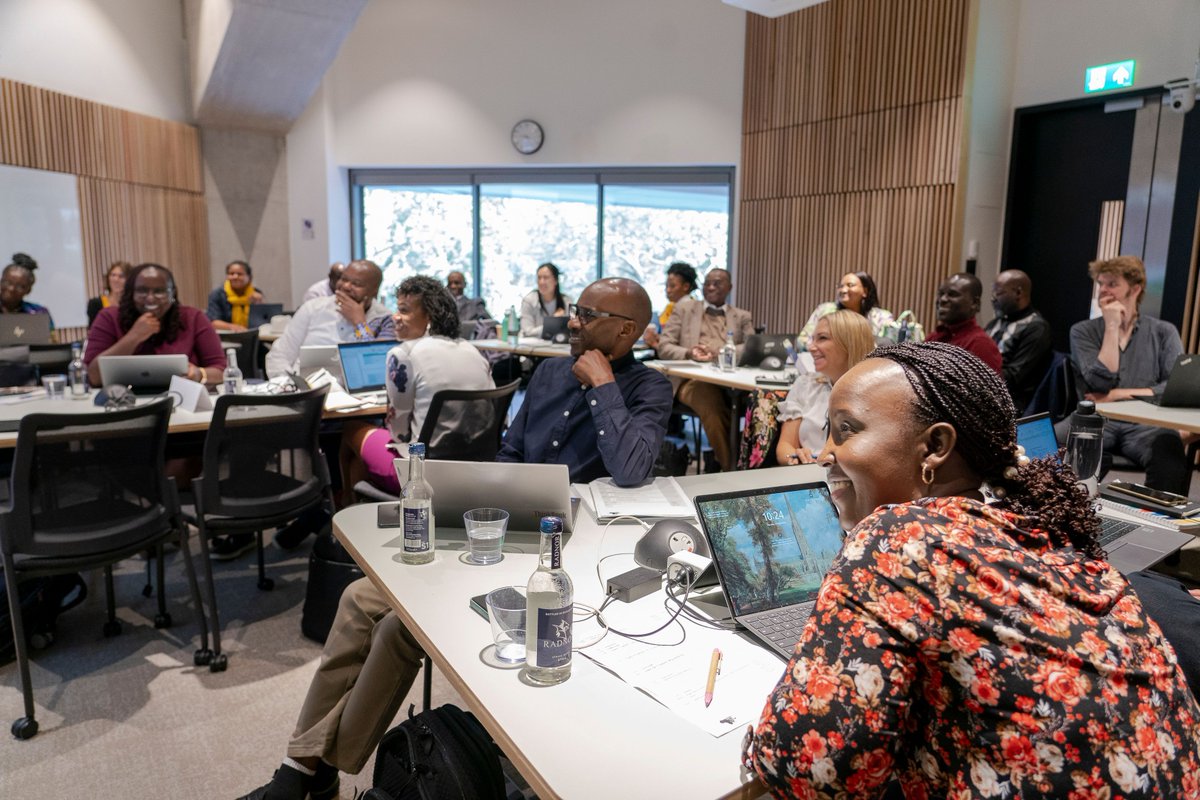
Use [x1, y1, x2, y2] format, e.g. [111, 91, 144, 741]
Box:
[300, 528, 363, 644]
[366, 703, 507, 800]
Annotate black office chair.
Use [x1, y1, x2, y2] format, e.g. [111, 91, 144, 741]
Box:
[217, 328, 261, 380]
[353, 379, 521, 502]
[182, 385, 332, 672]
[0, 399, 203, 739]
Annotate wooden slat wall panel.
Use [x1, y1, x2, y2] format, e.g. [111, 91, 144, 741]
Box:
[0, 78, 206, 317]
[738, 0, 972, 335]
[1182, 199, 1200, 353]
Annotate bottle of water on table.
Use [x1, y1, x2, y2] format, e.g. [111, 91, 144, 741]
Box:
[1064, 400, 1104, 497]
[526, 515, 572, 685]
[222, 347, 243, 394]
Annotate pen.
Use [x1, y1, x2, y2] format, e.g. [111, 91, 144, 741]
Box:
[704, 648, 722, 707]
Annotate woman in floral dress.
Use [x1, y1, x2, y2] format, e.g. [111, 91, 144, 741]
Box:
[744, 341, 1200, 798]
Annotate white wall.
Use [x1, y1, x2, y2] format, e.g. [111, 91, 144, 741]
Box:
[286, 0, 746, 299]
[0, 0, 190, 122]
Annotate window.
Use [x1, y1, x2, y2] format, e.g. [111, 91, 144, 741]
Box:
[352, 168, 732, 316]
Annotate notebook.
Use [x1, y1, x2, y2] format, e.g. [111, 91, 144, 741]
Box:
[97, 354, 188, 394]
[336, 339, 394, 401]
[393, 459, 575, 533]
[1146, 355, 1200, 408]
[0, 314, 51, 346]
[693, 482, 844, 659]
[247, 303, 284, 330]
[1015, 413, 1192, 572]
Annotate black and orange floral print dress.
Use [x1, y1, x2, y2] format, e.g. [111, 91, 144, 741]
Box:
[744, 496, 1200, 798]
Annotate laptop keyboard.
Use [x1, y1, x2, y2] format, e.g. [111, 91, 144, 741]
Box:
[1099, 518, 1138, 547]
[749, 605, 813, 651]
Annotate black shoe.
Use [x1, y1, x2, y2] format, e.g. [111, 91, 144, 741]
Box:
[208, 533, 255, 561]
[274, 507, 331, 550]
[236, 764, 311, 800]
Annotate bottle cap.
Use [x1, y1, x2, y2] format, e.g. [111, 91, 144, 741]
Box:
[408, 442, 426, 458]
[539, 515, 563, 534]
[1072, 400, 1104, 431]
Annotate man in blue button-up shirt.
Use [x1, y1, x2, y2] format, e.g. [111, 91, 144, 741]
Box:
[497, 277, 672, 487]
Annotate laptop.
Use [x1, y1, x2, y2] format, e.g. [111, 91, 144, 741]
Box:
[299, 344, 342, 383]
[247, 303, 284, 330]
[97, 354, 188, 394]
[0, 314, 52, 346]
[693, 482, 844, 659]
[336, 339, 394, 401]
[394, 459, 575, 532]
[1146, 355, 1200, 408]
[738, 333, 796, 370]
[1015, 413, 1192, 572]
[541, 316, 569, 344]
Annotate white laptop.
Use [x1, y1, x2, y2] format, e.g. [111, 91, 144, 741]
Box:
[300, 344, 342, 383]
[1016, 413, 1192, 573]
[97, 354, 188, 394]
[337, 339, 394, 402]
[0, 314, 52, 346]
[394, 459, 575, 532]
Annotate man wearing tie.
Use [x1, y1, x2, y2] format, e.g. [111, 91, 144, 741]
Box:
[656, 268, 754, 471]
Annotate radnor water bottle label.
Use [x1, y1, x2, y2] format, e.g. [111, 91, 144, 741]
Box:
[535, 606, 572, 667]
[403, 506, 430, 552]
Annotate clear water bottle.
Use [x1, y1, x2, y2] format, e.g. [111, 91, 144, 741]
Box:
[67, 342, 88, 399]
[526, 515, 572, 685]
[505, 306, 520, 345]
[401, 442, 435, 564]
[1064, 400, 1104, 497]
[221, 347, 243, 394]
[719, 330, 737, 372]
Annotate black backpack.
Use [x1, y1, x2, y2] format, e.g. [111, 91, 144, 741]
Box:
[0, 572, 88, 664]
[365, 704, 507, 800]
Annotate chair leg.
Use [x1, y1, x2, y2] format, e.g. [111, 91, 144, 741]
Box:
[691, 416, 703, 474]
[153, 544, 171, 629]
[175, 522, 209, 655]
[192, 519, 226, 672]
[256, 530, 273, 592]
[102, 566, 121, 638]
[3, 556, 38, 739]
[422, 655, 433, 712]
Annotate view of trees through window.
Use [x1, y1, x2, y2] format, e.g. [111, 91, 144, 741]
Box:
[355, 170, 731, 319]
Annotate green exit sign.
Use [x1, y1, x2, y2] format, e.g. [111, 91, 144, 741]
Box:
[1085, 60, 1135, 93]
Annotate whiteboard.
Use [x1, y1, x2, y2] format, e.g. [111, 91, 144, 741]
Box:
[0, 164, 88, 329]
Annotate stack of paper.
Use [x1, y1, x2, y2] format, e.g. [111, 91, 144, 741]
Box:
[588, 476, 695, 521]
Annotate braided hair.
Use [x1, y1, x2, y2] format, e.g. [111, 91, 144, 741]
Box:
[872, 341, 1102, 559]
[119, 263, 183, 346]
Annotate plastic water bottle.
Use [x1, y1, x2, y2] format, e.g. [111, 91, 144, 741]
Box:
[1064, 400, 1104, 497]
[401, 442, 435, 564]
[505, 306, 520, 345]
[67, 342, 89, 399]
[719, 330, 737, 372]
[222, 347, 243, 394]
[525, 515, 572, 685]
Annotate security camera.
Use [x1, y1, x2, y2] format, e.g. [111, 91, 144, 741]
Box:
[1165, 79, 1196, 113]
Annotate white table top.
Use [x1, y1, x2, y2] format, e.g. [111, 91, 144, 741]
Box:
[646, 361, 787, 392]
[470, 337, 573, 358]
[333, 465, 822, 799]
[1095, 400, 1200, 434]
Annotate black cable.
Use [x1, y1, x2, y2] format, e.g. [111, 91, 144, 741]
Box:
[597, 576, 694, 642]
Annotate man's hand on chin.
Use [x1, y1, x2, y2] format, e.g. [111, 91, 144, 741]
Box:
[572, 349, 615, 388]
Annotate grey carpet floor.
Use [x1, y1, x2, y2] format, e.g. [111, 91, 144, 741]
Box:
[0, 538, 463, 799]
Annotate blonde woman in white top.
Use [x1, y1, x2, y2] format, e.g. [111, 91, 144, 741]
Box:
[338, 276, 493, 503]
[775, 309, 875, 465]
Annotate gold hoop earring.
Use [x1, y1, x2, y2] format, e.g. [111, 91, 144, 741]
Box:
[921, 463, 935, 486]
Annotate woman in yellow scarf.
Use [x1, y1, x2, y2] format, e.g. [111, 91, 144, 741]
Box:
[206, 260, 264, 331]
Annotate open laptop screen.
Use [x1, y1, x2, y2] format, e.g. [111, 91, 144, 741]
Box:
[337, 340, 394, 393]
[1015, 413, 1059, 461]
[694, 484, 842, 617]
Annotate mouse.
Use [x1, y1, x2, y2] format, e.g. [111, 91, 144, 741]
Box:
[634, 518, 710, 570]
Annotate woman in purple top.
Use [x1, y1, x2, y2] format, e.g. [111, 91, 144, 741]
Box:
[84, 263, 226, 388]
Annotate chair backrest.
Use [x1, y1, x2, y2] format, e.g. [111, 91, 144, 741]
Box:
[416, 379, 520, 462]
[217, 328, 261, 380]
[1, 399, 177, 558]
[196, 385, 331, 519]
[0, 361, 38, 388]
[1022, 350, 1077, 422]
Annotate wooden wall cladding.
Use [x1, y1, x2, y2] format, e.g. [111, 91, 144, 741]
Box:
[738, 0, 972, 334]
[0, 78, 207, 316]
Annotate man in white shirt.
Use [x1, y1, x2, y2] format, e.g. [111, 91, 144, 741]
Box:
[266, 260, 394, 378]
[300, 262, 345, 306]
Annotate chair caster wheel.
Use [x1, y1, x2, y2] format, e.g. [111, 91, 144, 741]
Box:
[154, 613, 172, 629]
[141, 584, 153, 598]
[258, 577, 274, 591]
[194, 648, 213, 666]
[209, 653, 228, 673]
[30, 630, 54, 650]
[11, 716, 38, 740]
[102, 620, 122, 637]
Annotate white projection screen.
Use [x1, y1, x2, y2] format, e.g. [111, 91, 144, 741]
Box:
[0, 163, 88, 329]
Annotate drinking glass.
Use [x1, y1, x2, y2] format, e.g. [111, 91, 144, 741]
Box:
[486, 586, 526, 664]
[463, 508, 509, 565]
[41, 374, 67, 400]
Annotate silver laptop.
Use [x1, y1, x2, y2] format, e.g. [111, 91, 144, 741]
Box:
[1016, 413, 1191, 572]
[97, 354, 188, 394]
[337, 339, 393, 402]
[394, 459, 574, 533]
[300, 344, 342, 383]
[1147, 355, 1200, 408]
[694, 482, 843, 659]
[0, 314, 51, 346]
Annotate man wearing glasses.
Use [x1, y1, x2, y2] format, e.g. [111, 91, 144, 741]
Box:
[655, 268, 755, 471]
[497, 277, 672, 487]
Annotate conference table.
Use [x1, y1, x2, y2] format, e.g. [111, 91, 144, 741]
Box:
[332, 464, 822, 799]
[470, 337, 573, 359]
[1095, 399, 1200, 435]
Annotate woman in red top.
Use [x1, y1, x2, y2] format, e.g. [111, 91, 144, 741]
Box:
[744, 341, 1200, 798]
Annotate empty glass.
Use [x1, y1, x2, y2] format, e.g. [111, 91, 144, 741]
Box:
[463, 508, 509, 565]
[41, 374, 67, 399]
[486, 586, 526, 664]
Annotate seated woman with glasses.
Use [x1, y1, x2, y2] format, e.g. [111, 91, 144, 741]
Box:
[84, 263, 226, 388]
[337, 275, 493, 504]
[743, 341, 1200, 797]
[797, 271, 893, 348]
